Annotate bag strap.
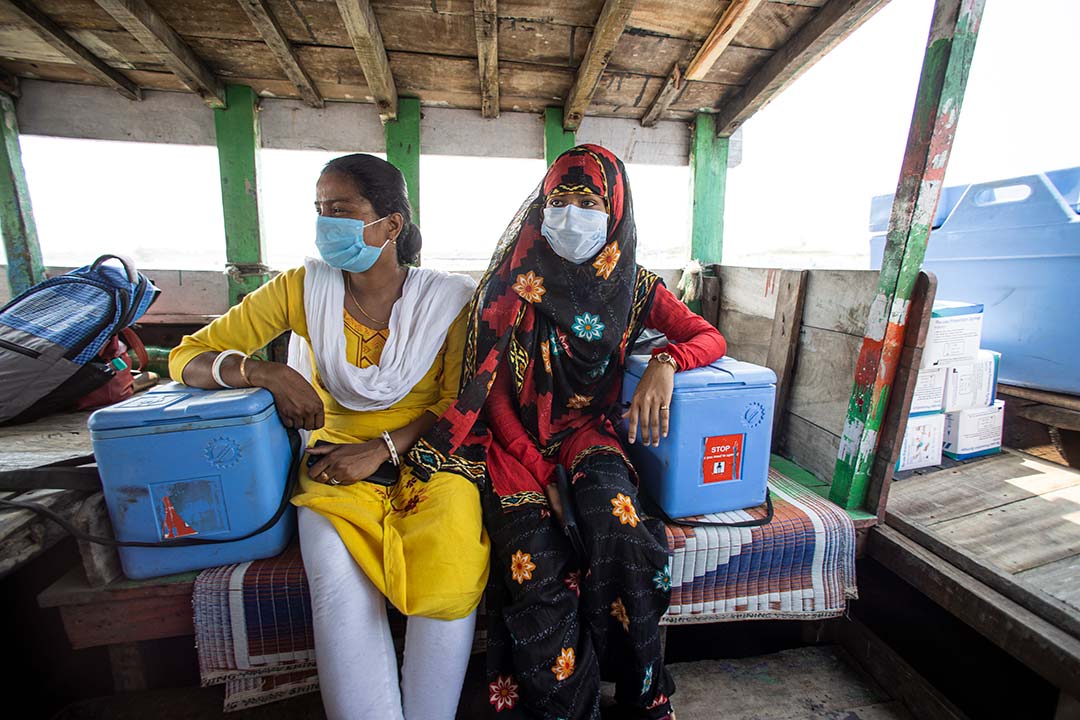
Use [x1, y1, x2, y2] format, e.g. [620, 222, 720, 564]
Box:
[0, 430, 302, 548]
[645, 491, 774, 529]
[90, 254, 138, 285]
[120, 327, 148, 372]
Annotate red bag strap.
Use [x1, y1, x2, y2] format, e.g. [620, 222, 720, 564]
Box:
[120, 327, 148, 372]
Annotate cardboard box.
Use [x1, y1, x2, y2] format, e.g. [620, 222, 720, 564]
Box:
[943, 400, 1005, 460]
[943, 350, 1000, 412]
[920, 301, 984, 369]
[910, 366, 947, 415]
[896, 412, 945, 472]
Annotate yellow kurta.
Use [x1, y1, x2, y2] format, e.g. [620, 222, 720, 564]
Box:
[169, 267, 488, 620]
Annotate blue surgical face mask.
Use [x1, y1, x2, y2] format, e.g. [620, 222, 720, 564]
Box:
[315, 215, 390, 273]
[541, 205, 609, 264]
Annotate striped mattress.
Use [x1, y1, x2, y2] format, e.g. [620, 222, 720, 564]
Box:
[193, 467, 858, 710]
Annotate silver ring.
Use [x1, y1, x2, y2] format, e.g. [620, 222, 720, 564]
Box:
[328, 477, 341, 486]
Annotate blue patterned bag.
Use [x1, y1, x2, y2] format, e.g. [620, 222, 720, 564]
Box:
[0, 254, 158, 423]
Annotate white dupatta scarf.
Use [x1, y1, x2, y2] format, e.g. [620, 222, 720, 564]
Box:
[287, 258, 476, 411]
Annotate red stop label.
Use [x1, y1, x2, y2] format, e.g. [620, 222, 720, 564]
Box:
[703, 434, 743, 483]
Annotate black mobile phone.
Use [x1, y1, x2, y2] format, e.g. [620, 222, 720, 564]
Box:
[306, 441, 399, 486]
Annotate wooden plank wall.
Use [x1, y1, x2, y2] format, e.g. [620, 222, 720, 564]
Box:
[705, 265, 879, 485]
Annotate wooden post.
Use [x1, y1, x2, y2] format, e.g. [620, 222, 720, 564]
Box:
[830, 0, 984, 510]
[690, 113, 727, 265]
[384, 97, 421, 228]
[0, 92, 44, 295]
[213, 84, 267, 307]
[544, 107, 576, 166]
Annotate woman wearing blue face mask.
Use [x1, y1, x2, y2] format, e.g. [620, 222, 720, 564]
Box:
[406, 146, 726, 719]
[169, 154, 489, 720]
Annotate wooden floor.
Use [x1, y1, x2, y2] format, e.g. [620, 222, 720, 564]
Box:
[51, 645, 912, 720]
[888, 449, 1080, 628]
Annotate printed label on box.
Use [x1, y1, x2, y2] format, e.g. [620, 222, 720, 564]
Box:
[921, 311, 984, 368]
[911, 367, 946, 414]
[896, 413, 945, 472]
[703, 434, 743, 483]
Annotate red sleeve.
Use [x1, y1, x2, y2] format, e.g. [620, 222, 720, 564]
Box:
[485, 362, 555, 487]
[645, 283, 727, 370]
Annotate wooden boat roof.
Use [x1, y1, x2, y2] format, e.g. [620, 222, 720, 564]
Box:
[0, 0, 887, 133]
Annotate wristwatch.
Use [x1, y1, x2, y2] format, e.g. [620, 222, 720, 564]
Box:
[651, 351, 679, 372]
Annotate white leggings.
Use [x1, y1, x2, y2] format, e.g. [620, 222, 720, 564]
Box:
[298, 507, 477, 720]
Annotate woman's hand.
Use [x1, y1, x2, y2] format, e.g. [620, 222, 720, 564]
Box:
[307, 440, 391, 486]
[623, 360, 675, 447]
[248, 361, 325, 430]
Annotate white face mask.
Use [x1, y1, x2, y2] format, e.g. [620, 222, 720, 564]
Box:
[541, 205, 609, 264]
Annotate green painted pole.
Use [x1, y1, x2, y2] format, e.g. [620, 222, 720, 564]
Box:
[213, 84, 267, 307]
[830, 0, 984, 510]
[0, 93, 44, 296]
[385, 97, 421, 228]
[544, 107, 576, 166]
[690, 113, 728, 266]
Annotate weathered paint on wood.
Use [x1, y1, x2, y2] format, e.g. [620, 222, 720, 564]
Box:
[385, 96, 421, 228]
[213, 84, 266, 307]
[866, 270, 935, 520]
[94, 0, 226, 107]
[690, 113, 726, 265]
[831, 0, 984, 510]
[544, 106, 576, 166]
[237, 0, 323, 108]
[474, 0, 499, 119]
[2, 0, 141, 100]
[0, 92, 43, 296]
[334, 0, 398, 122]
[562, 0, 637, 131]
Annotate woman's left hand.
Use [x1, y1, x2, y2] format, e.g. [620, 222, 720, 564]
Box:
[307, 440, 391, 486]
[624, 360, 675, 447]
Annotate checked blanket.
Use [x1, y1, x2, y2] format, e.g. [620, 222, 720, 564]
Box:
[193, 468, 857, 710]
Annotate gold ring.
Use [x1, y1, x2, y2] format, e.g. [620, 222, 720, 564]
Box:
[660, 405, 670, 411]
[319, 471, 330, 482]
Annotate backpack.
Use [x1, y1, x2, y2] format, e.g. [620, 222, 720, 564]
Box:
[0, 254, 159, 424]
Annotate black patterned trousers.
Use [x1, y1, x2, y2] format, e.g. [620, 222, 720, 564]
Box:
[484, 452, 675, 719]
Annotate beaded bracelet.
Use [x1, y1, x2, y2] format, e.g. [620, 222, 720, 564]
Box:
[381, 430, 400, 466]
[211, 349, 247, 389]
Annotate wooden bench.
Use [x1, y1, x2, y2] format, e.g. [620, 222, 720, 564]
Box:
[31, 266, 940, 693]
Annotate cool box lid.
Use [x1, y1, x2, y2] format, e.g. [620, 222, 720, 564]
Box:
[88, 381, 277, 432]
[624, 355, 776, 389]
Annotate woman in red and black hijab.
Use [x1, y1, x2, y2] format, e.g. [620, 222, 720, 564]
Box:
[406, 145, 725, 719]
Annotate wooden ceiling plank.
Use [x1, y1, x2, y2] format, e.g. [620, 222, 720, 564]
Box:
[237, 0, 323, 108]
[334, 0, 397, 122]
[643, 0, 765, 126]
[1, 0, 141, 100]
[94, 0, 225, 107]
[685, 0, 766, 80]
[562, 0, 636, 131]
[715, 0, 887, 135]
[640, 64, 681, 127]
[474, 0, 498, 118]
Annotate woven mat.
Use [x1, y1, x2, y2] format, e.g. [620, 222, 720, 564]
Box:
[193, 469, 857, 710]
[661, 469, 858, 624]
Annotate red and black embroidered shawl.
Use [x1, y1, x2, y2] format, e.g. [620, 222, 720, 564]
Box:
[406, 145, 660, 486]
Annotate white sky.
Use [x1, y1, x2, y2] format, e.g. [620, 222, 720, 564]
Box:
[6, 0, 1079, 273]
